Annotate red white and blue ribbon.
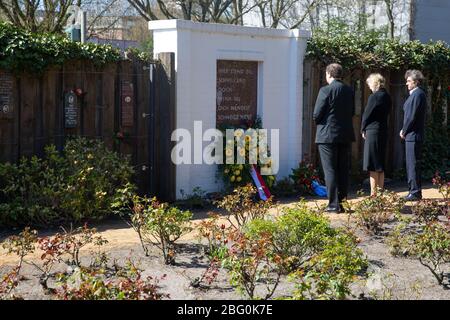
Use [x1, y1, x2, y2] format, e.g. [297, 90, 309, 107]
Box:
[249, 164, 272, 201]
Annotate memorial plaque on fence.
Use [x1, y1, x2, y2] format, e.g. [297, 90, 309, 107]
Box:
[0, 72, 14, 120]
[0, 94, 13, 119]
[64, 92, 77, 128]
[121, 80, 134, 127]
[216, 60, 258, 127]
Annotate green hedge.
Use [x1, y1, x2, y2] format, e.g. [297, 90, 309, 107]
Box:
[0, 22, 123, 74]
[0, 138, 135, 227]
[306, 29, 450, 73]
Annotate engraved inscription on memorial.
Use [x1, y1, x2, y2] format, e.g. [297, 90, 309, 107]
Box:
[216, 60, 258, 127]
[121, 80, 134, 127]
[64, 91, 77, 128]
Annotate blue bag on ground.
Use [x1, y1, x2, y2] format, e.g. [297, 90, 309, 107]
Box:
[311, 180, 327, 197]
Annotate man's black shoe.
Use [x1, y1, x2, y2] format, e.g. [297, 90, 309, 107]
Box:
[404, 193, 422, 201]
[325, 206, 340, 213]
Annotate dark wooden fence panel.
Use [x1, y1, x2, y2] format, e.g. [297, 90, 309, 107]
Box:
[117, 60, 134, 158]
[0, 72, 17, 163]
[42, 68, 57, 153]
[151, 52, 176, 202]
[102, 64, 117, 151]
[20, 75, 39, 158]
[389, 71, 408, 174]
[349, 69, 364, 175]
[84, 63, 97, 138]
[301, 60, 314, 163]
[135, 62, 151, 193]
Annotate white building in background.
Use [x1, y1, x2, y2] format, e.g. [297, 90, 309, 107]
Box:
[366, 0, 450, 43]
[411, 0, 450, 44]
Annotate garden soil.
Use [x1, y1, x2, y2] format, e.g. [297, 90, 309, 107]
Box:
[1, 183, 449, 300]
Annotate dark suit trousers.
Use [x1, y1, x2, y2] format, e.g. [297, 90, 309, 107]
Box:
[318, 143, 351, 210]
[405, 141, 422, 196]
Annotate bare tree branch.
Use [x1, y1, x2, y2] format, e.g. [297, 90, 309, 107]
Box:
[87, 0, 121, 34]
[0, 0, 85, 33]
[384, 0, 395, 38]
[227, 0, 261, 25]
[127, 0, 156, 20]
[156, 0, 176, 19]
[288, 0, 320, 29]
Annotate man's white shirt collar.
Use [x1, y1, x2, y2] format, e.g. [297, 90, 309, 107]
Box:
[409, 87, 419, 95]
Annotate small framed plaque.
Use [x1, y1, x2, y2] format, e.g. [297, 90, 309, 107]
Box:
[64, 91, 77, 128]
[121, 80, 134, 127]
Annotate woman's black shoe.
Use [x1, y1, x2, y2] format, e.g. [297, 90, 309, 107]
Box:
[325, 206, 340, 213]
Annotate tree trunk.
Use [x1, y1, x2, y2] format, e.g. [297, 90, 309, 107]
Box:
[385, 0, 395, 39]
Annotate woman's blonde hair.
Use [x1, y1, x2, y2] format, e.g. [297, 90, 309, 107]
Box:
[366, 73, 386, 91]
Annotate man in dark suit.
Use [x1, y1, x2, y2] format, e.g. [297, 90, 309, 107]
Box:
[400, 70, 427, 201]
[313, 63, 355, 213]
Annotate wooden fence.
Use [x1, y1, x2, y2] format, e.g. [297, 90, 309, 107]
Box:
[3, 55, 445, 198]
[302, 60, 424, 179]
[0, 53, 176, 201]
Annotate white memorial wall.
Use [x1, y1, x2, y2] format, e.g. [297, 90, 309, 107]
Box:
[149, 19, 310, 199]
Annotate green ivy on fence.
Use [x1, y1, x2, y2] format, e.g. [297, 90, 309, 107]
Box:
[0, 22, 152, 74]
[306, 28, 450, 72]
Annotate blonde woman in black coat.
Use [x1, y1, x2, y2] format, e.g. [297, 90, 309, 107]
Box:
[361, 73, 391, 196]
